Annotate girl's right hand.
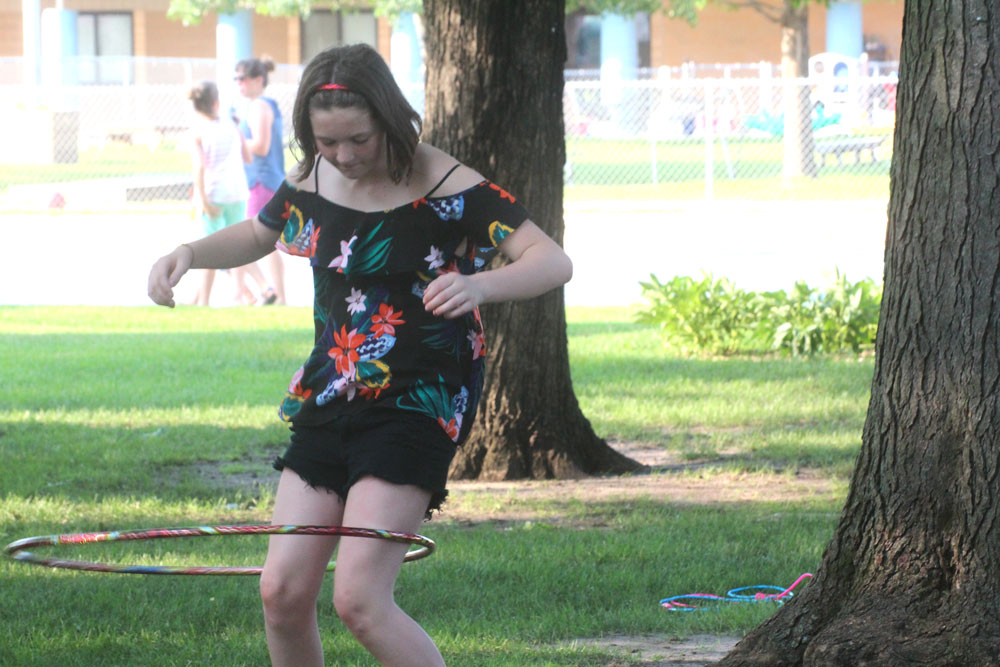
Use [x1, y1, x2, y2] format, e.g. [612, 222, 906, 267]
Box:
[148, 245, 194, 308]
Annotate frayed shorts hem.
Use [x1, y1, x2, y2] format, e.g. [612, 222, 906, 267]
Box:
[272, 412, 456, 519]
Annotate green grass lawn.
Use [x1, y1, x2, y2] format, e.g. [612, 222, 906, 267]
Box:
[567, 307, 872, 477]
[0, 305, 871, 665]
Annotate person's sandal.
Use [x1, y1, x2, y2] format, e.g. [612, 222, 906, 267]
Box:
[261, 287, 278, 306]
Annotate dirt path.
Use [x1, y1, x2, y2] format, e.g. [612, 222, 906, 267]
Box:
[570, 634, 741, 666]
[442, 442, 839, 526]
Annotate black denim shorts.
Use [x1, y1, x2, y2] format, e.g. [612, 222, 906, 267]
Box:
[273, 410, 458, 517]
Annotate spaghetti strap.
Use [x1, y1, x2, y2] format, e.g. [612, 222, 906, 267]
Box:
[424, 164, 462, 198]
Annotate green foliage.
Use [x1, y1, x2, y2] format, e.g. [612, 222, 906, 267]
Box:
[567, 0, 685, 16]
[371, 0, 422, 21]
[636, 271, 881, 357]
[769, 270, 882, 356]
[635, 274, 773, 355]
[166, 0, 378, 26]
[167, 0, 689, 27]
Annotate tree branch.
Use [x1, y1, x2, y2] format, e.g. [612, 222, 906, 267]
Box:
[714, 0, 783, 24]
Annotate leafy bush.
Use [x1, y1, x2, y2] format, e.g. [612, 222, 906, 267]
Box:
[635, 274, 773, 355]
[767, 270, 882, 356]
[637, 270, 881, 357]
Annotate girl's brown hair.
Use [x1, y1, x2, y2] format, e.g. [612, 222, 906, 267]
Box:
[188, 80, 218, 116]
[236, 55, 276, 87]
[290, 43, 421, 184]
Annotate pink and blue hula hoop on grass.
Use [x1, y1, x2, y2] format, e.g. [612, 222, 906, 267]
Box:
[660, 573, 813, 611]
[3, 524, 435, 575]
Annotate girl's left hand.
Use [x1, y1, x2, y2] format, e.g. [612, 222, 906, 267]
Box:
[423, 272, 483, 319]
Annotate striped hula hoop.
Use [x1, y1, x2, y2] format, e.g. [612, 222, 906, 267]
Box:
[3, 524, 435, 575]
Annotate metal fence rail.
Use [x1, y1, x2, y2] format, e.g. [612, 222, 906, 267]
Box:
[0, 57, 896, 211]
[564, 74, 896, 200]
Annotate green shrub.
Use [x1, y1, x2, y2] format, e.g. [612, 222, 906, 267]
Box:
[637, 270, 881, 357]
[635, 274, 773, 355]
[767, 270, 882, 356]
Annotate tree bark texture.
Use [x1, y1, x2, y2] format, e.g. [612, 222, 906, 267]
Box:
[422, 0, 642, 480]
[721, 2, 1000, 664]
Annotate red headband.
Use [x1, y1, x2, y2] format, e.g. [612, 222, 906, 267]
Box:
[317, 83, 348, 92]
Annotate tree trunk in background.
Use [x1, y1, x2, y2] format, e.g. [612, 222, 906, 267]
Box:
[781, 0, 816, 179]
[721, 1, 1000, 664]
[422, 0, 642, 480]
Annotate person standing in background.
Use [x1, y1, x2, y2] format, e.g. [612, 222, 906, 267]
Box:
[188, 80, 251, 306]
[233, 56, 287, 305]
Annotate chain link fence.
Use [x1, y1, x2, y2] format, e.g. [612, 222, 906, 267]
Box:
[0, 57, 896, 212]
[1, 56, 301, 211]
[565, 68, 896, 201]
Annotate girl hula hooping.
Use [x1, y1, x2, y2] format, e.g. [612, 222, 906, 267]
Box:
[147, 43, 572, 666]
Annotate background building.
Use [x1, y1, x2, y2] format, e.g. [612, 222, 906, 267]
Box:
[4, 1, 903, 82]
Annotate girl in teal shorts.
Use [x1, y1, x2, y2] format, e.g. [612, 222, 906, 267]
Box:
[188, 80, 251, 305]
[201, 200, 247, 235]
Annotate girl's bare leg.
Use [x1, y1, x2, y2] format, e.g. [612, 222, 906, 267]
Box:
[233, 262, 270, 304]
[197, 270, 215, 306]
[260, 469, 343, 667]
[333, 476, 445, 667]
[267, 251, 287, 304]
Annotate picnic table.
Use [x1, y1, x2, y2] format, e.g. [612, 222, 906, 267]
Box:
[815, 136, 886, 166]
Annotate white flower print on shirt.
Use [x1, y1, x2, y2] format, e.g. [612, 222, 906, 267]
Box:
[329, 235, 357, 272]
[425, 246, 445, 271]
[346, 288, 366, 315]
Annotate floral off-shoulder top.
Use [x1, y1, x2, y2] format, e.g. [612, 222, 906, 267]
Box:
[257, 174, 529, 445]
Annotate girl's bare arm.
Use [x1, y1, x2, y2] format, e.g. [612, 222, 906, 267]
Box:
[148, 218, 281, 307]
[244, 99, 273, 157]
[422, 220, 572, 319]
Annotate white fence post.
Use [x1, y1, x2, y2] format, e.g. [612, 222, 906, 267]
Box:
[704, 79, 714, 200]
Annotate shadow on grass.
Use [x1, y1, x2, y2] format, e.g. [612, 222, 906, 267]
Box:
[601, 420, 864, 473]
[573, 350, 874, 387]
[0, 419, 286, 502]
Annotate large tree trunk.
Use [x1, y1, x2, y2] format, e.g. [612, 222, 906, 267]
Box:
[421, 0, 642, 480]
[721, 2, 1000, 664]
[780, 0, 816, 179]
